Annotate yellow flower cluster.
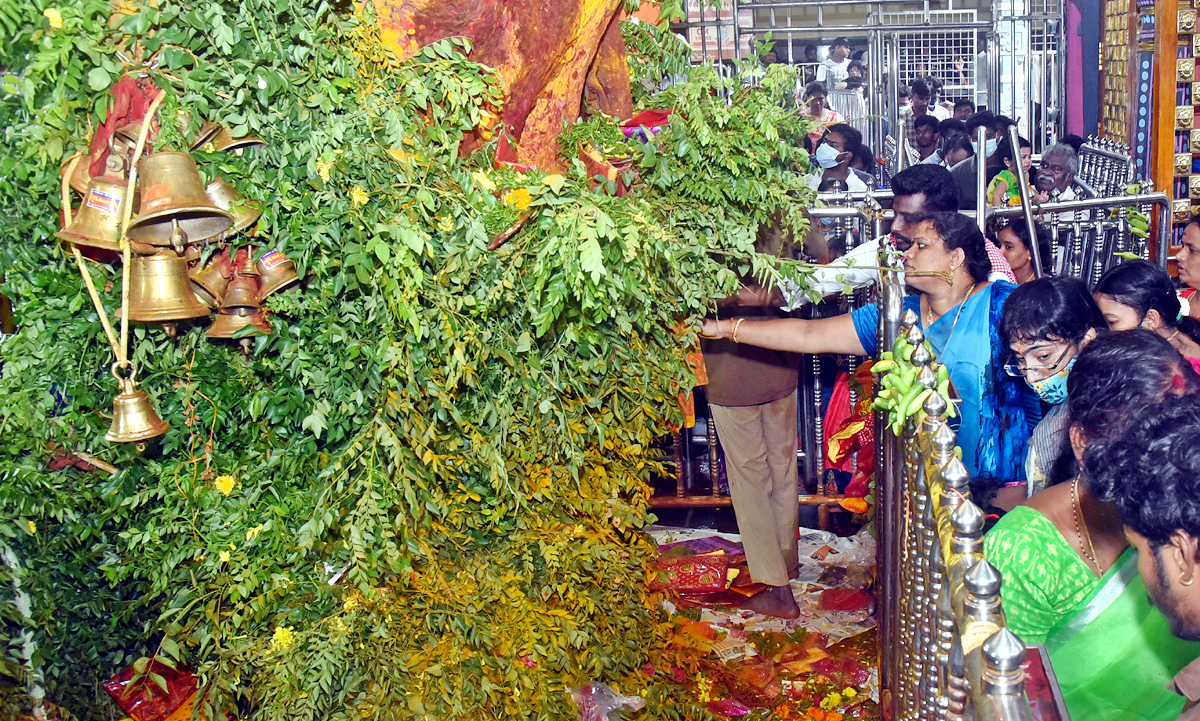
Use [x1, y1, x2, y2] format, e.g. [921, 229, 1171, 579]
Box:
[315, 159, 332, 182]
[819, 692, 843, 711]
[43, 8, 63, 29]
[350, 186, 369, 207]
[214, 475, 237, 496]
[271, 625, 296, 652]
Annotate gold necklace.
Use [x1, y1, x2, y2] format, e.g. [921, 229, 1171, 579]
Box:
[1072, 477, 1102, 574]
[925, 282, 977, 326]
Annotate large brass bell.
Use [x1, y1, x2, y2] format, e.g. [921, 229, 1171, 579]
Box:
[105, 365, 169, 443]
[56, 177, 130, 251]
[190, 251, 231, 309]
[220, 277, 260, 313]
[255, 250, 300, 300]
[211, 126, 266, 153]
[190, 120, 223, 151]
[127, 152, 233, 245]
[127, 251, 212, 322]
[205, 177, 261, 238]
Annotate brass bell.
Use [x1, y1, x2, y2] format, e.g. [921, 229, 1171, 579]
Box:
[232, 246, 259, 277]
[56, 177, 130, 252]
[207, 308, 271, 345]
[206, 177, 262, 237]
[211, 126, 265, 153]
[190, 120, 223, 151]
[60, 153, 92, 195]
[220, 277, 260, 312]
[255, 250, 300, 300]
[105, 370, 169, 443]
[190, 251, 231, 309]
[127, 152, 233, 245]
[114, 121, 144, 148]
[127, 251, 212, 322]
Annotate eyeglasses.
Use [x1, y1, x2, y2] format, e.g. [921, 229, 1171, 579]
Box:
[1004, 344, 1075, 380]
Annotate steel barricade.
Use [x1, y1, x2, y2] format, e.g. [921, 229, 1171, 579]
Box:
[875, 285, 1036, 721]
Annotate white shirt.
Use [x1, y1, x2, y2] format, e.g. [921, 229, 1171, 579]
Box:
[780, 232, 1018, 309]
[817, 58, 850, 88]
[806, 170, 869, 194]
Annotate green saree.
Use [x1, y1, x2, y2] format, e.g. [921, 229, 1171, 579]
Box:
[986, 506, 1200, 721]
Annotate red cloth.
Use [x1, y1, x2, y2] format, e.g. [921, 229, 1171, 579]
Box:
[984, 238, 1019, 283]
[621, 108, 671, 128]
[89, 76, 159, 178]
[822, 371, 854, 473]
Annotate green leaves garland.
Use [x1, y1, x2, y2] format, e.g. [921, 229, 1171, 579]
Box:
[0, 2, 818, 719]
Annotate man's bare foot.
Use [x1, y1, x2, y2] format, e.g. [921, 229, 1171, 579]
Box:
[744, 584, 801, 619]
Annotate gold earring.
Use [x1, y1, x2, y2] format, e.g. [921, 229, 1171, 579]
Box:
[1182, 574, 1195, 587]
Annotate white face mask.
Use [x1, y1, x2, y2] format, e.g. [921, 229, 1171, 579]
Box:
[814, 142, 843, 169]
[970, 138, 999, 157]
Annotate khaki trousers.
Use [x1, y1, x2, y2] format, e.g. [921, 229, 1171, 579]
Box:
[709, 391, 800, 587]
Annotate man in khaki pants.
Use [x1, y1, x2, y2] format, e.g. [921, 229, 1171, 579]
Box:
[703, 301, 801, 618]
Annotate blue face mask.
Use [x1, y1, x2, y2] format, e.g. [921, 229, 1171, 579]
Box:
[814, 142, 843, 169]
[1028, 356, 1076, 404]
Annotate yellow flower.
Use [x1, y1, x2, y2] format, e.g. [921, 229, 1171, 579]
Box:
[25, 520, 36, 535]
[334, 617, 348, 632]
[342, 594, 362, 613]
[214, 475, 237, 496]
[471, 171, 496, 191]
[502, 187, 532, 211]
[43, 8, 63, 29]
[218, 550, 231, 563]
[246, 524, 264, 541]
[350, 185, 369, 207]
[842, 687, 857, 699]
[270, 625, 295, 651]
[315, 159, 332, 182]
[437, 216, 454, 232]
[820, 692, 843, 711]
[696, 676, 713, 703]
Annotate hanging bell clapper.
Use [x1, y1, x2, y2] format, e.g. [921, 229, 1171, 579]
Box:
[239, 337, 252, 357]
[170, 219, 188, 255]
[161, 322, 177, 338]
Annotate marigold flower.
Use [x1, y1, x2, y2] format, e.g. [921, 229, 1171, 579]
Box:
[214, 475, 237, 496]
[43, 8, 63, 29]
[502, 188, 532, 211]
[350, 186, 369, 207]
[271, 625, 295, 651]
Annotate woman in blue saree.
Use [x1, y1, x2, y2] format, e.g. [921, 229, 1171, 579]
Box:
[702, 211, 1033, 490]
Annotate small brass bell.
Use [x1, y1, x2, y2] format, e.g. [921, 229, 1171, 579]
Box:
[105, 367, 169, 443]
[127, 152, 233, 245]
[56, 177, 130, 252]
[220, 277, 260, 313]
[127, 251, 212, 322]
[255, 250, 300, 301]
[211, 126, 266, 153]
[207, 308, 271, 339]
[205, 177, 262, 238]
[232, 246, 259, 277]
[190, 251, 231, 309]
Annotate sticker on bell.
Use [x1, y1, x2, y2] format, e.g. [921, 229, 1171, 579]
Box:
[260, 251, 289, 270]
[86, 188, 121, 214]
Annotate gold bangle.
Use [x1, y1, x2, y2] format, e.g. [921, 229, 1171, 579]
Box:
[731, 317, 745, 343]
